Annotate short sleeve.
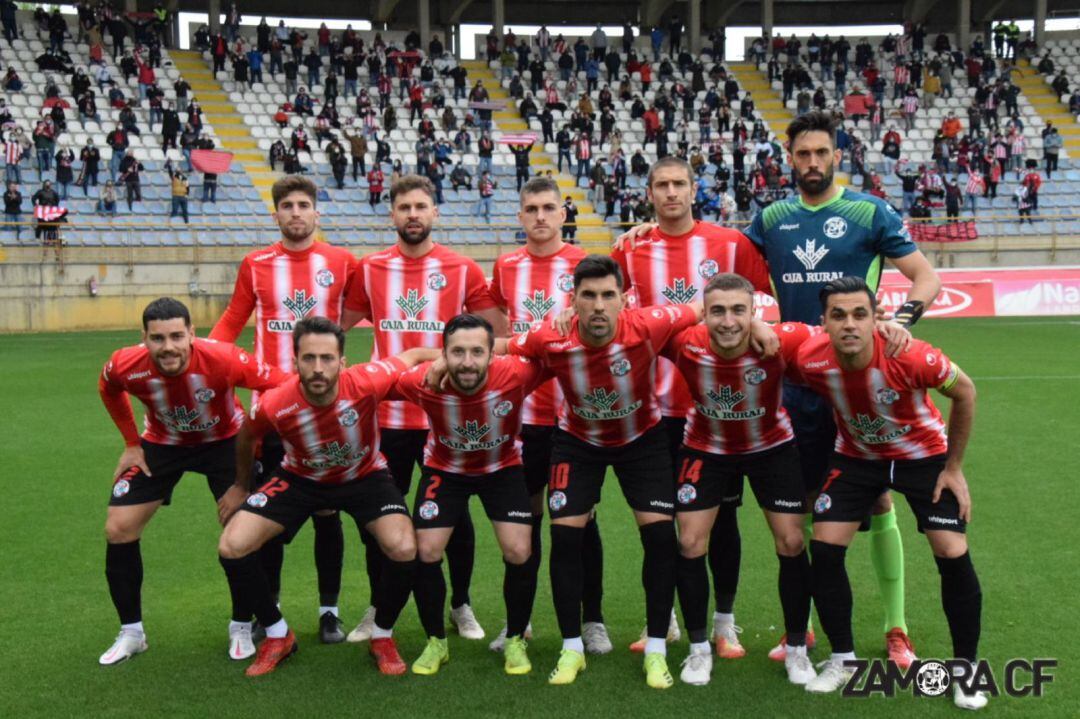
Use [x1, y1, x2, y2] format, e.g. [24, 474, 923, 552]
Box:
[776, 322, 817, 365]
[610, 245, 633, 293]
[386, 363, 425, 403]
[248, 400, 273, 438]
[488, 258, 509, 309]
[357, 356, 410, 401]
[898, 341, 954, 389]
[642, 304, 698, 351]
[732, 232, 772, 293]
[744, 208, 766, 249]
[463, 259, 497, 311]
[874, 201, 918, 259]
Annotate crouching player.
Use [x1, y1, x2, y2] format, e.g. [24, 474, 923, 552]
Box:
[796, 277, 986, 711]
[216, 317, 437, 677]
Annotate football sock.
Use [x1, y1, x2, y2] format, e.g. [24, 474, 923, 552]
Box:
[675, 553, 709, 644]
[258, 535, 285, 605]
[264, 618, 288, 639]
[644, 637, 666, 655]
[526, 513, 543, 581]
[778, 551, 812, 647]
[709, 504, 741, 613]
[318, 606, 338, 617]
[581, 514, 605, 624]
[504, 558, 537, 638]
[220, 553, 283, 631]
[312, 512, 343, 607]
[810, 540, 854, 654]
[446, 511, 475, 609]
[935, 552, 982, 662]
[360, 527, 384, 603]
[562, 636, 584, 653]
[224, 557, 254, 623]
[639, 521, 678, 640]
[550, 524, 585, 639]
[105, 540, 143, 625]
[371, 625, 393, 639]
[690, 640, 710, 655]
[228, 620, 252, 633]
[374, 557, 416, 634]
[869, 507, 907, 633]
[120, 621, 144, 635]
[414, 559, 447, 639]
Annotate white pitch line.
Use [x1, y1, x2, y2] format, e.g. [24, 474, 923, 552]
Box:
[971, 375, 1080, 381]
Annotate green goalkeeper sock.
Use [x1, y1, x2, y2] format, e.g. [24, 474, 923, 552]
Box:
[869, 506, 907, 634]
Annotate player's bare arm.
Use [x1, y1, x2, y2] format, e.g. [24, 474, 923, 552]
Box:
[613, 222, 658, 252]
[875, 320, 913, 357]
[474, 305, 509, 337]
[889, 250, 942, 326]
[340, 306, 369, 331]
[219, 420, 258, 525]
[749, 318, 780, 358]
[933, 367, 977, 522]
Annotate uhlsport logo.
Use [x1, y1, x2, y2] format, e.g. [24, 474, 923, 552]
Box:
[677, 484, 697, 505]
[418, 500, 439, 520]
[549, 490, 567, 511]
[793, 239, 830, 271]
[381, 289, 445, 332]
[268, 289, 319, 333]
[661, 277, 698, 304]
[823, 216, 848, 239]
[841, 657, 1056, 699]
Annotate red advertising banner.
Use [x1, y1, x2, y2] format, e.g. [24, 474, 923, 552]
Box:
[907, 220, 979, 243]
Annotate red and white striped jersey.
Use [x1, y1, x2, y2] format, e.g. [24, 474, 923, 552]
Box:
[507, 305, 698, 447]
[344, 243, 497, 430]
[793, 334, 954, 461]
[389, 355, 548, 474]
[249, 357, 408, 484]
[99, 338, 288, 447]
[611, 221, 772, 419]
[663, 322, 815, 455]
[209, 241, 358, 378]
[490, 242, 585, 426]
[5, 141, 20, 165]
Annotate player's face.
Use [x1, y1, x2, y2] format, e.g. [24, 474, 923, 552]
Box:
[789, 130, 840, 197]
[518, 190, 565, 244]
[295, 333, 344, 402]
[143, 318, 194, 376]
[646, 165, 694, 222]
[573, 275, 625, 344]
[391, 189, 438, 245]
[444, 327, 492, 393]
[704, 288, 753, 353]
[272, 191, 319, 243]
[822, 292, 876, 357]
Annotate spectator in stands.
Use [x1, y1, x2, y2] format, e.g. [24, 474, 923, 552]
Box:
[1043, 127, 1062, 178]
[509, 140, 534, 191]
[283, 148, 305, 174]
[1052, 71, 1069, 101]
[232, 50, 250, 86]
[983, 151, 1001, 198]
[119, 101, 141, 136]
[940, 110, 962, 140]
[290, 125, 310, 153]
[293, 88, 314, 117]
[475, 170, 496, 223]
[32, 179, 59, 211]
[0, 0, 16, 44]
[1068, 89, 1080, 117]
[201, 171, 217, 203]
[4, 181, 21, 240]
[375, 134, 392, 166]
[106, 124, 128, 180]
[1036, 52, 1054, 75]
[327, 137, 348, 189]
[894, 160, 919, 213]
[880, 125, 902, 177]
[94, 179, 116, 216]
[1014, 182, 1034, 223]
[168, 166, 189, 223]
[964, 167, 984, 215]
[118, 151, 144, 210]
[343, 126, 367, 180]
[74, 139, 99, 192]
[304, 47, 322, 88]
[53, 144, 74, 199]
[943, 176, 962, 221]
[283, 56, 299, 95]
[1022, 162, 1042, 211]
[426, 161, 445, 204]
[3, 67, 23, 92]
[179, 122, 198, 169]
[268, 139, 286, 171]
[159, 101, 181, 149]
[186, 98, 203, 133]
[449, 162, 471, 192]
[367, 163, 384, 206]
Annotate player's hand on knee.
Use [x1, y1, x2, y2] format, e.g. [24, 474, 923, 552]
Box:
[876, 319, 913, 357]
[749, 319, 780, 359]
[114, 445, 151, 480]
[933, 465, 971, 523]
[217, 484, 248, 526]
[613, 222, 655, 251]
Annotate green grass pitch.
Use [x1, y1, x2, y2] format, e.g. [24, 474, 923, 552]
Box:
[0, 317, 1076, 717]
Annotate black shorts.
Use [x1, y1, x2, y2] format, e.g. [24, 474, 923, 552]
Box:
[783, 382, 837, 494]
[109, 438, 234, 507]
[240, 468, 410, 539]
[675, 442, 806, 514]
[521, 423, 555, 497]
[812, 453, 966, 534]
[381, 428, 428, 496]
[547, 423, 675, 519]
[413, 465, 533, 529]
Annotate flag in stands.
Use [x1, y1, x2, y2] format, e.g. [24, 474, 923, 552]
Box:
[497, 133, 538, 145]
[34, 205, 67, 221]
[190, 150, 233, 174]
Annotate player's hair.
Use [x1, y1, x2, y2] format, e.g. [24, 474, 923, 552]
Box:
[519, 176, 560, 204]
[646, 156, 694, 189]
[389, 173, 436, 203]
[443, 313, 494, 350]
[292, 316, 346, 355]
[786, 110, 839, 150]
[271, 174, 318, 209]
[142, 297, 191, 329]
[573, 254, 624, 290]
[819, 276, 877, 312]
[703, 273, 756, 301]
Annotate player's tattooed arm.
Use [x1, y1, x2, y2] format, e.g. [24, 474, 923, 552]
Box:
[933, 366, 976, 522]
[220, 421, 257, 525]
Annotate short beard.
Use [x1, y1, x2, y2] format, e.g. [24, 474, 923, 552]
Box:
[280, 222, 315, 243]
[396, 222, 432, 245]
[795, 164, 834, 197]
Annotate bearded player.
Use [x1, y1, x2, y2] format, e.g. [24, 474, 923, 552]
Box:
[97, 297, 289, 665]
[210, 175, 359, 652]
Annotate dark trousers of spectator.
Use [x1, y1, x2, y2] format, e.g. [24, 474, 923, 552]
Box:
[2, 19, 16, 43]
[983, 181, 997, 199]
[202, 183, 216, 202]
[516, 167, 529, 191]
[558, 148, 571, 172]
[576, 157, 590, 179]
[564, 222, 576, 240]
[587, 77, 597, 93]
[170, 196, 189, 223]
[162, 132, 177, 149]
[369, 190, 380, 206]
[213, 54, 225, 73]
[5, 211, 20, 239]
[1045, 154, 1058, 177]
[352, 156, 366, 180]
[125, 179, 141, 209]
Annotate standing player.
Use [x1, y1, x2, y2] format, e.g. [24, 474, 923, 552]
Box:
[97, 297, 289, 665]
[795, 277, 985, 711]
[210, 175, 358, 648]
[391, 315, 548, 676]
[217, 318, 438, 677]
[341, 174, 507, 642]
[611, 156, 773, 657]
[506, 255, 701, 689]
[662, 273, 816, 686]
[487, 176, 610, 654]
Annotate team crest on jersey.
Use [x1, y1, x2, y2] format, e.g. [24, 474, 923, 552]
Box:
[339, 408, 359, 426]
[875, 388, 900, 406]
[926, 353, 937, 366]
[661, 278, 698, 304]
[651, 308, 665, 319]
[698, 259, 719, 279]
[492, 400, 513, 417]
[557, 273, 574, 292]
[677, 484, 697, 505]
[247, 492, 268, 508]
[610, 358, 631, 376]
[427, 272, 448, 291]
[823, 216, 848, 239]
[549, 491, 567, 511]
[112, 479, 130, 498]
[194, 388, 216, 403]
[743, 368, 767, 385]
[316, 269, 335, 287]
[813, 493, 831, 514]
[418, 500, 439, 520]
